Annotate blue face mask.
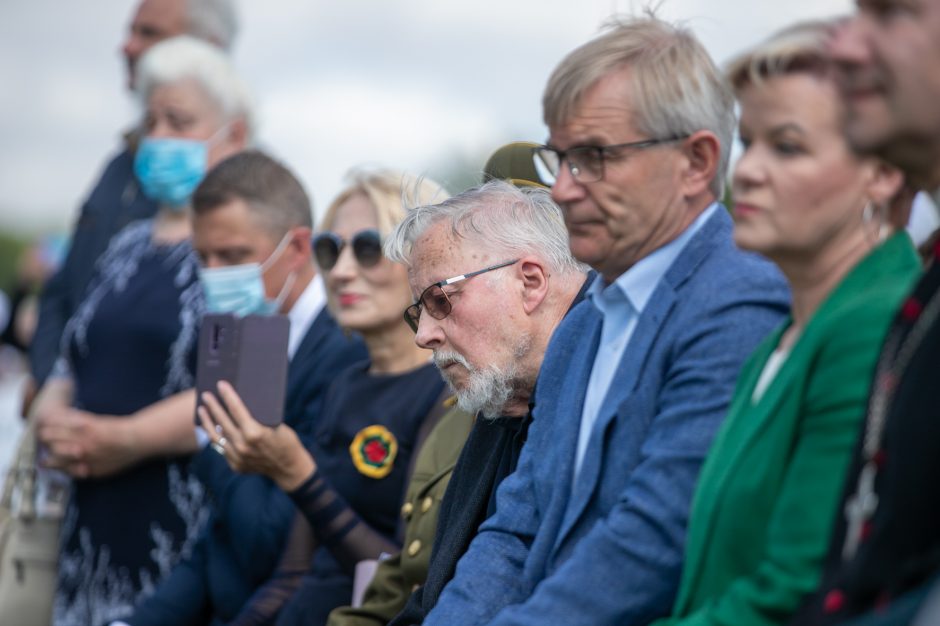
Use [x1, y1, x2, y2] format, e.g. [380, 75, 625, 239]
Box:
[133, 130, 222, 208]
[199, 233, 295, 317]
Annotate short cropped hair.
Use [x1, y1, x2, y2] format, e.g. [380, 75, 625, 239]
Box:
[319, 169, 450, 239]
[385, 179, 588, 276]
[192, 150, 312, 238]
[135, 35, 255, 139]
[726, 21, 831, 92]
[185, 0, 239, 51]
[543, 16, 735, 197]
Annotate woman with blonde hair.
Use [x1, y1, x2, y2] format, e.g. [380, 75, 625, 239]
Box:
[650, 21, 921, 626]
[198, 169, 452, 625]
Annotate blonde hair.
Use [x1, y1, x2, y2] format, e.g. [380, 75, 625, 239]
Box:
[542, 16, 735, 197]
[726, 21, 831, 92]
[319, 169, 449, 238]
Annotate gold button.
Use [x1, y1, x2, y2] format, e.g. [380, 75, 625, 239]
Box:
[407, 539, 422, 557]
[401, 502, 414, 518]
[420, 496, 433, 513]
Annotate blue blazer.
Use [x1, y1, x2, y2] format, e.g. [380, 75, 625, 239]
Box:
[128, 307, 368, 626]
[423, 208, 791, 626]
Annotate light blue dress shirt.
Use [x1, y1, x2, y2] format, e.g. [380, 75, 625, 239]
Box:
[573, 203, 720, 479]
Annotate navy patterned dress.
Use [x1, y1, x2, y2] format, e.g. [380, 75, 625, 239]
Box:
[52, 220, 208, 626]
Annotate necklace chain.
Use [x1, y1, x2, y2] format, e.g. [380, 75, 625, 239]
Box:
[842, 276, 940, 560]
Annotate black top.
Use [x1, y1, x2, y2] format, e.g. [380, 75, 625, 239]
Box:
[794, 244, 940, 624]
[228, 360, 446, 626]
[31, 146, 157, 384]
[54, 221, 206, 626]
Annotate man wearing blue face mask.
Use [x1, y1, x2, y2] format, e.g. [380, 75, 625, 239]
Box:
[119, 150, 367, 626]
[199, 226, 296, 317]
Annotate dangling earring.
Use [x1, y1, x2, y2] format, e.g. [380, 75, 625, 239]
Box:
[862, 200, 890, 244]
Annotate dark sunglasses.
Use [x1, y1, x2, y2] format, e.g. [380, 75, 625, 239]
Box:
[312, 229, 383, 271]
[404, 259, 519, 332]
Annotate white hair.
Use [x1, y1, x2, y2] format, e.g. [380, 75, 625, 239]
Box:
[543, 16, 736, 198]
[135, 35, 255, 138]
[185, 0, 238, 51]
[384, 179, 588, 276]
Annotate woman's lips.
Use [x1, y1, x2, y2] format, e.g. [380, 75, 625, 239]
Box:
[338, 293, 363, 306]
[733, 202, 761, 217]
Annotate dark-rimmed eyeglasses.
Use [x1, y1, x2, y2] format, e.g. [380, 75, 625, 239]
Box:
[312, 229, 382, 271]
[404, 259, 519, 332]
[534, 136, 688, 183]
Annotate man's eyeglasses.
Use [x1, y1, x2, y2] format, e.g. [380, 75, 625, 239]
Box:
[404, 259, 519, 332]
[312, 229, 383, 271]
[534, 136, 688, 183]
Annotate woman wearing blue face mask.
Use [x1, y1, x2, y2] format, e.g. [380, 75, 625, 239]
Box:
[31, 35, 252, 625]
[197, 170, 454, 626]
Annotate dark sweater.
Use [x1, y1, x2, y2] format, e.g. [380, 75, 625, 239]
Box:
[388, 413, 531, 626]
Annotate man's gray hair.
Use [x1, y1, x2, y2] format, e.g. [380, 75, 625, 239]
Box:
[385, 179, 587, 276]
[186, 0, 239, 51]
[543, 16, 735, 198]
[135, 35, 255, 139]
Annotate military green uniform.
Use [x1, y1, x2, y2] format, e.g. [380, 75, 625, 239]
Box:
[327, 404, 474, 626]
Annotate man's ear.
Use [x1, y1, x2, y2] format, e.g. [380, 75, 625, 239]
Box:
[285, 226, 312, 271]
[680, 130, 721, 198]
[519, 258, 549, 315]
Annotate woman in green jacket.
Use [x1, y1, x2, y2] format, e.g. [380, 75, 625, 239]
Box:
[652, 21, 922, 626]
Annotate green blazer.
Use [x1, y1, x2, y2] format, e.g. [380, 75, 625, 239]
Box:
[653, 232, 921, 626]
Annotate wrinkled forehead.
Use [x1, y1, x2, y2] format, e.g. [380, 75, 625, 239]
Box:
[406, 221, 497, 295]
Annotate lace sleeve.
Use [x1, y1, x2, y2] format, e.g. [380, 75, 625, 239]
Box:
[290, 468, 400, 575]
[227, 511, 315, 626]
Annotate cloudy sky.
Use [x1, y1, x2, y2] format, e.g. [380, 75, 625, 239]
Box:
[0, 0, 851, 235]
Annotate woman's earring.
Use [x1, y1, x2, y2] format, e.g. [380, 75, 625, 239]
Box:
[863, 200, 890, 243]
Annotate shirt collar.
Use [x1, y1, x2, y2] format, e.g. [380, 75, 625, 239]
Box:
[286, 272, 327, 358]
[589, 202, 719, 315]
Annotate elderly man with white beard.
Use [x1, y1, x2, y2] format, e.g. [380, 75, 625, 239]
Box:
[377, 179, 590, 626]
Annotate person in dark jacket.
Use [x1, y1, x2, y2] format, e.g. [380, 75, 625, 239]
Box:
[375, 179, 590, 626]
[120, 151, 367, 626]
[27, 0, 238, 403]
[788, 0, 940, 622]
[325, 144, 569, 626]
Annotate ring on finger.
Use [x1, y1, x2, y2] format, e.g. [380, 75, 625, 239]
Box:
[211, 441, 226, 456]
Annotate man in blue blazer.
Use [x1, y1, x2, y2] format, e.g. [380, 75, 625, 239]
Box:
[122, 151, 366, 626]
[421, 17, 790, 626]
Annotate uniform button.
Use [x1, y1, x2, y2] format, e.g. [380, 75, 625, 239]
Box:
[421, 496, 433, 513]
[401, 502, 414, 518]
[407, 540, 422, 557]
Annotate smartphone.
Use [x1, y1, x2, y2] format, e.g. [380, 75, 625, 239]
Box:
[195, 313, 290, 427]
